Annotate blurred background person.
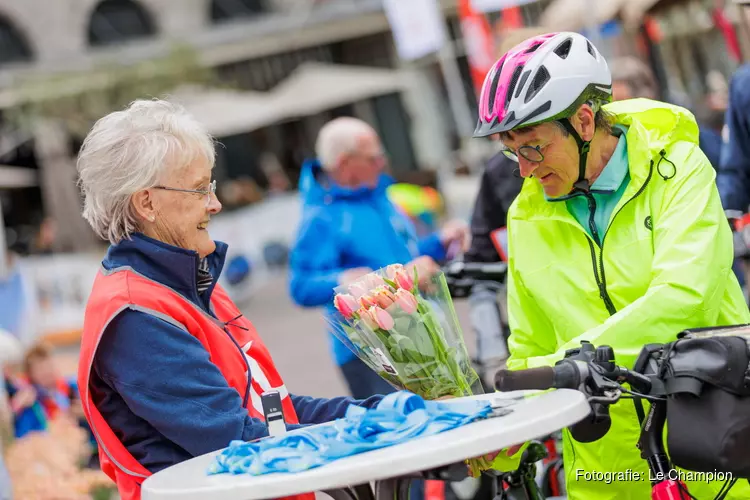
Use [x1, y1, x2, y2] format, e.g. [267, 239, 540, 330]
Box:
[0, 329, 22, 500]
[3, 342, 75, 440]
[289, 117, 469, 400]
[610, 56, 724, 170]
[718, 33, 750, 211]
[386, 182, 446, 238]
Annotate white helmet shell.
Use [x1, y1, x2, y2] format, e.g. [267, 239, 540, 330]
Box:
[475, 32, 613, 136]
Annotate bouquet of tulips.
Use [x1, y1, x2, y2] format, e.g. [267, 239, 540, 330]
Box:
[330, 264, 491, 475]
[331, 263, 481, 401]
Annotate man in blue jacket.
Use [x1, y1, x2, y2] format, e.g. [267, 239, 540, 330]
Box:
[289, 117, 469, 399]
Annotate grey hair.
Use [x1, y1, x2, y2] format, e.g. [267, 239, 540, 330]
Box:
[315, 117, 375, 171]
[77, 99, 215, 245]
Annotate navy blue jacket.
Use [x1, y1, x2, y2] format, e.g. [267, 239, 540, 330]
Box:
[90, 233, 382, 473]
[719, 64, 750, 212]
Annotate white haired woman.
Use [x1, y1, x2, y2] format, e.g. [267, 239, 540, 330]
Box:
[76, 99, 383, 500]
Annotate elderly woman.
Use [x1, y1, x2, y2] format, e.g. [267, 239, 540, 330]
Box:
[76, 99, 383, 500]
[474, 33, 750, 500]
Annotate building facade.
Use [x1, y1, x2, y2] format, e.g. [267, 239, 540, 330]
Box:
[0, 0, 559, 251]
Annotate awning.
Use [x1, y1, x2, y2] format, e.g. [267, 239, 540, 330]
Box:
[170, 86, 283, 138]
[270, 62, 409, 119]
[174, 63, 410, 137]
[540, 0, 627, 32]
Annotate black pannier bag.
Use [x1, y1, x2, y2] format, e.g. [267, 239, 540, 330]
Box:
[656, 324, 750, 478]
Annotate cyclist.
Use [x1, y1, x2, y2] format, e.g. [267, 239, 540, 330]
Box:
[474, 32, 750, 500]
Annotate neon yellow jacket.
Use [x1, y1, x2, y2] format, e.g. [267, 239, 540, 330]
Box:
[504, 99, 750, 500]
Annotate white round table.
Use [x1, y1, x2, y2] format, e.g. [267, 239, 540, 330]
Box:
[142, 389, 589, 500]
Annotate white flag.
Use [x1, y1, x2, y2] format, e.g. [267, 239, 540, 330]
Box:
[383, 0, 447, 61]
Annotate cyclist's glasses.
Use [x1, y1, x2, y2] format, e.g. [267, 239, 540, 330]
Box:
[154, 180, 217, 207]
[502, 145, 545, 163]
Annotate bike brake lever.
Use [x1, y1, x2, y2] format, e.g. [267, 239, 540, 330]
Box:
[588, 389, 621, 405]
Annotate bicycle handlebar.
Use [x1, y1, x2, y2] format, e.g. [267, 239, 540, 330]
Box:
[494, 341, 656, 444]
[442, 260, 508, 298]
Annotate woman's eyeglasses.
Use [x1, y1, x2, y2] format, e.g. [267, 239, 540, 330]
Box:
[153, 180, 217, 207]
[502, 145, 545, 163]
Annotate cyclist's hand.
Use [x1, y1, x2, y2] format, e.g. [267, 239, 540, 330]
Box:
[482, 443, 523, 462]
[505, 443, 524, 457]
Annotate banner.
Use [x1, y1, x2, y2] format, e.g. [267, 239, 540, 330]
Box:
[459, 0, 497, 96]
[383, 0, 447, 61]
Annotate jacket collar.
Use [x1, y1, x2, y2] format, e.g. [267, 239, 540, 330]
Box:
[298, 158, 394, 204]
[546, 125, 630, 202]
[103, 233, 228, 306]
[513, 99, 696, 222]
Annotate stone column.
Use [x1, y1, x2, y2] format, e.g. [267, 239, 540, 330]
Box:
[33, 120, 99, 252]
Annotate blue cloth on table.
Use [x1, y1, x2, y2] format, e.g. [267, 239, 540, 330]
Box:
[208, 391, 492, 476]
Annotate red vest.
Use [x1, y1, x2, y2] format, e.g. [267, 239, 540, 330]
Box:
[78, 267, 314, 500]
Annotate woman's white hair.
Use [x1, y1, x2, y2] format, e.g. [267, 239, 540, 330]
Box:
[315, 117, 375, 171]
[77, 99, 215, 245]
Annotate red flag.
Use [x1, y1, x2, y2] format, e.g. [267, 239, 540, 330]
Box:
[500, 5, 525, 31]
[459, 0, 497, 97]
[712, 8, 742, 63]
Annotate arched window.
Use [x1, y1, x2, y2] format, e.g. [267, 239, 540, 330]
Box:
[0, 15, 33, 67]
[88, 0, 156, 47]
[210, 0, 266, 24]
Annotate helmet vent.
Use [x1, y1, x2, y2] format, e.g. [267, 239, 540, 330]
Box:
[553, 38, 572, 59]
[525, 65, 550, 104]
[487, 64, 503, 112]
[515, 69, 531, 98]
[525, 42, 542, 54]
[586, 40, 596, 58]
[506, 66, 524, 107]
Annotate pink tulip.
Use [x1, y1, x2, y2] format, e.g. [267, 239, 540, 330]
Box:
[365, 273, 386, 289]
[373, 286, 396, 309]
[349, 282, 369, 300]
[394, 288, 418, 314]
[394, 269, 414, 291]
[385, 264, 405, 280]
[333, 294, 358, 319]
[359, 308, 378, 330]
[359, 294, 377, 309]
[368, 306, 395, 330]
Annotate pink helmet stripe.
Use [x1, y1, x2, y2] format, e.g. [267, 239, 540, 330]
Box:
[478, 33, 559, 125]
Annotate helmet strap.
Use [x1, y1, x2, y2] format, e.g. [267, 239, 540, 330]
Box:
[558, 119, 591, 193]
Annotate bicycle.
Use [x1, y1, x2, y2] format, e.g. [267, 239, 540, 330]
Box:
[494, 339, 747, 500]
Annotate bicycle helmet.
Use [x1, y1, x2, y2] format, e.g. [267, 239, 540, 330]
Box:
[474, 32, 613, 192]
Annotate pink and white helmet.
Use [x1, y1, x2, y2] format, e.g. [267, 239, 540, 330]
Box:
[474, 32, 612, 137]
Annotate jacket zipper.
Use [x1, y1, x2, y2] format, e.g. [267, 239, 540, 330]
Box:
[198, 258, 253, 410]
[585, 158, 655, 316]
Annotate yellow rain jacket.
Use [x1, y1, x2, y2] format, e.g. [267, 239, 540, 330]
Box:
[504, 99, 750, 499]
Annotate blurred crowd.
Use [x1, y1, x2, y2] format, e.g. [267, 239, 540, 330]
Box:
[0, 334, 113, 499]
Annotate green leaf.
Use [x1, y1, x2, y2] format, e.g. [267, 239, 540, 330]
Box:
[392, 316, 413, 334]
[383, 277, 398, 290]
